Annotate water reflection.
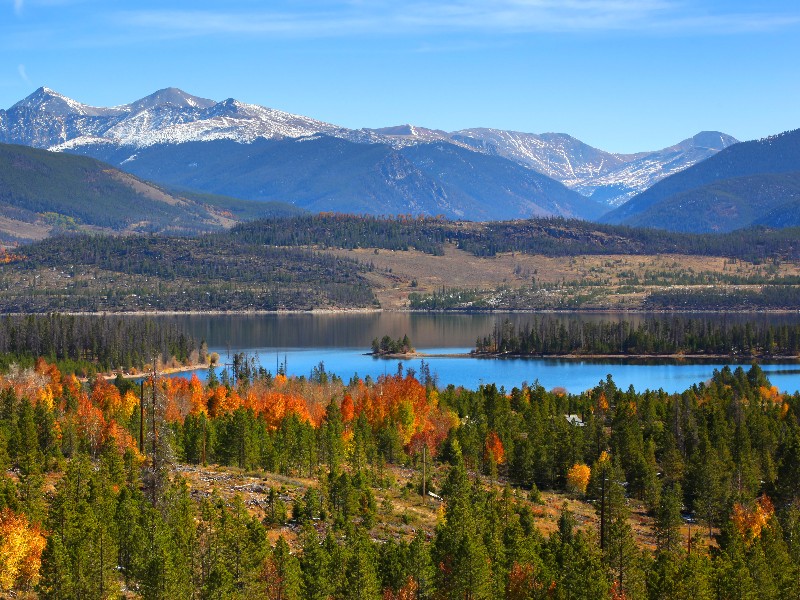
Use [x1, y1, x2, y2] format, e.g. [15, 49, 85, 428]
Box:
[165, 312, 800, 350]
[156, 313, 800, 395]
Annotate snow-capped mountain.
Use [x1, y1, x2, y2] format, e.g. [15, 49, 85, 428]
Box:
[0, 87, 737, 209]
[1, 87, 356, 150]
[375, 127, 738, 206]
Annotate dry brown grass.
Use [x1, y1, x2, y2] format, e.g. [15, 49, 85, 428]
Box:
[174, 462, 714, 553]
[331, 244, 800, 310]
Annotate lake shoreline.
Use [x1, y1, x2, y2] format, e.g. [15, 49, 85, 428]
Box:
[86, 363, 211, 383]
[3, 307, 800, 317]
[371, 351, 800, 361]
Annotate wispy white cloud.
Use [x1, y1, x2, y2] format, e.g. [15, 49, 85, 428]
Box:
[112, 1, 800, 38]
[13, 0, 24, 16]
[17, 64, 30, 84]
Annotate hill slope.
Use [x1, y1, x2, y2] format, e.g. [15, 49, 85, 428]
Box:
[615, 171, 800, 233]
[0, 142, 302, 242]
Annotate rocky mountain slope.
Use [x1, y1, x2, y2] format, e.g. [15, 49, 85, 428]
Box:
[68, 136, 604, 221]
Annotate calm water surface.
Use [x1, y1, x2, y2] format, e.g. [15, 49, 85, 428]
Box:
[162, 313, 800, 394]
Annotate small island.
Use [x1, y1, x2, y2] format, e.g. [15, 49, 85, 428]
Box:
[370, 334, 415, 357]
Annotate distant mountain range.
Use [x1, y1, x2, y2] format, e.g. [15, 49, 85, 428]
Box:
[0, 87, 738, 219]
[602, 129, 800, 233]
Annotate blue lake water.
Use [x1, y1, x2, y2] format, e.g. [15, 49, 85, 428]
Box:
[162, 313, 800, 394]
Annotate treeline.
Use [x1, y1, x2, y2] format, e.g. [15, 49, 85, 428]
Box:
[370, 334, 413, 355]
[645, 286, 800, 310]
[475, 316, 800, 356]
[458, 219, 800, 260]
[229, 214, 800, 261]
[231, 213, 449, 255]
[0, 314, 199, 374]
[4, 355, 800, 597]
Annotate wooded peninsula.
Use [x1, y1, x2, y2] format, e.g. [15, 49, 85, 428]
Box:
[474, 316, 800, 358]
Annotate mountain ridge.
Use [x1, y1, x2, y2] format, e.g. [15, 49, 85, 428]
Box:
[2, 87, 737, 206]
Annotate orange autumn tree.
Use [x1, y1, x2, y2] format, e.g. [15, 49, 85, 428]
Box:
[0, 508, 46, 592]
[90, 377, 123, 415]
[484, 431, 505, 465]
[34, 358, 62, 409]
[352, 373, 435, 447]
[732, 494, 774, 543]
[187, 373, 207, 415]
[242, 380, 314, 429]
[76, 394, 106, 456]
[759, 385, 782, 405]
[163, 376, 195, 422]
[340, 393, 355, 423]
[409, 406, 459, 459]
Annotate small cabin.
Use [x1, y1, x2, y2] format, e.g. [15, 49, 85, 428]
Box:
[565, 414, 585, 427]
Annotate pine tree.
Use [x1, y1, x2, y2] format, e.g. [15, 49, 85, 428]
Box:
[342, 529, 381, 600]
[433, 460, 492, 600]
[300, 526, 332, 600]
[656, 483, 684, 553]
[261, 536, 301, 600]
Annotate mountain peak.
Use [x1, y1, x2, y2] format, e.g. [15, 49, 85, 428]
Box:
[10, 86, 122, 118]
[12, 86, 70, 110]
[690, 131, 738, 151]
[124, 88, 216, 113]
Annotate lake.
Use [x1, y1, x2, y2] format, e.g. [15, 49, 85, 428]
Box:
[162, 312, 800, 394]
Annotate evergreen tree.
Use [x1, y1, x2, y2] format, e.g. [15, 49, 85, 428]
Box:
[433, 460, 492, 599]
[261, 536, 301, 600]
[656, 483, 684, 553]
[300, 526, 332, 600]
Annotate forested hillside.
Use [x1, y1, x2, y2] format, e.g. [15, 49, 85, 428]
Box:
[231, 214, 800, 261]
[1, 331, 800, 597]
[1, 215, 799, 312]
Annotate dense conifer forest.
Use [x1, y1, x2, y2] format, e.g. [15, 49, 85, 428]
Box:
[475, 316, 800, 357]
[0, 314, 198, 374]
[0, 233, 376, 312]
[0, 317, 799, 597]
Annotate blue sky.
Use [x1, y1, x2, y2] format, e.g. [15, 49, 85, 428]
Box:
[2, 0, 799, 153]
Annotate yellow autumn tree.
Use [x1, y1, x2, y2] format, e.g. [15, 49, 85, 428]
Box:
[732, 494, 774, 543]
[566, 463, 591, 495]
[0, 508, 46, 591]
